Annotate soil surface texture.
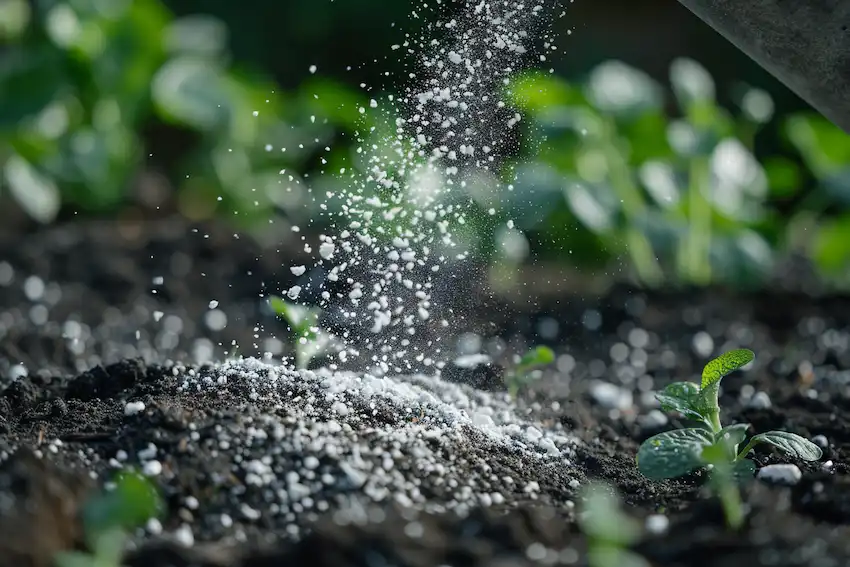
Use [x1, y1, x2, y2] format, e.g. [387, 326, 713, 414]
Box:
[1, 218, 849, 567]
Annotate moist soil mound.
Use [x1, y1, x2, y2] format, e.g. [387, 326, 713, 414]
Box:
[1, 219, 849, 567]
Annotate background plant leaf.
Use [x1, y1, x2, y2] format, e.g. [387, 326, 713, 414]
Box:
[517, 345, 555, 370]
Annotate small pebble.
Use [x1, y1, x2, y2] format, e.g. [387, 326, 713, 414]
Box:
[124, 401, 146, 416]
[645, 514, 669, 535]
[590, 382, 633, 410]
[757, 463, 802, 485]
[812, 435, 829, 449]
[638, 409, 668, 430]
[747, 391, 772, 410]
[143, 460, 163, 476]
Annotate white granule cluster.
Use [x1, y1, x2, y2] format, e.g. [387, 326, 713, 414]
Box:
[273, 0, 567, 375]
[174, 358, 579, 534]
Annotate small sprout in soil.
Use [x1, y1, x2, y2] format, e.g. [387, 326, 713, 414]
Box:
[55, 469, 163, 567]
[636, 348, 823, 527]
[505, 345, 555, 397]
[270, 296, 336, 370]
[579, 482, 649, 567]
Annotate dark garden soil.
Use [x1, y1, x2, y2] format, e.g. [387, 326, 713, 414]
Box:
[1, 218, 850, 567]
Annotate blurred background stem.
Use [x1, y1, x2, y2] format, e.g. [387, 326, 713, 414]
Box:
[680, 156, 712, 285]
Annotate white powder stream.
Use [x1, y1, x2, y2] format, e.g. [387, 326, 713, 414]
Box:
[275, 0, 570, 375]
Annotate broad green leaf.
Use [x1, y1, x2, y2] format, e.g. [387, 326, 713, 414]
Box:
[748, 431, 823, 461]
[701, 349, 755, 389]
[715, 423, 750, 448]
[636, 428, 713, 480]
[655, 381, 704, 422]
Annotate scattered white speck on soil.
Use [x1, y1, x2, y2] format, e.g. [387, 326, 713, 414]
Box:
[167, 357, 581, 526]
[757, 464, 802, 486]
[589, 381, 633, 410]
[142, 460, 163, 476]
[747, 391, 772, 409]
[645, 514, 670, 535]
[124, 401, 146, 416]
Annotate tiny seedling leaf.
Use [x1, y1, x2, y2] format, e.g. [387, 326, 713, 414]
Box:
[579, 482, 642, 546]
[701, 349, 754, 389]
[655, 381, 704, 422]
[747, 431, 823, 461]
[697, 349, 754, 424]
[715, 423, 750, 448]
[82, 469, 164, 537]
[637, 428, 714, 479]
[517, 345, 556, 370]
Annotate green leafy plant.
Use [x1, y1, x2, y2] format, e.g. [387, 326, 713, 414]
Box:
[54, 469, 164, 567]
[637, 349, 823, 529]
[505, 345, 555, 397]
[637, 348, 822, 486]
[578, 482, 649, 567]
[269, 296, 337, 370]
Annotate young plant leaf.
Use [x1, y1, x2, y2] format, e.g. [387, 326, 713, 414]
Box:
[701, 348, 754, 389]
[730, 458, 756, 482]
[517, 345, 555, 370]
[697, 349, 755, 428]
[715, 423, 750, 448]
[655, 381, 705, 422]
[744, 431, 823, 461]
[637, 428, 714, 479]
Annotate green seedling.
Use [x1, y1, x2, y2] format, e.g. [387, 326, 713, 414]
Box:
[55, 469, 164, 567]
[270, 296, 336, 370]
[505, 345, 555, 397]
[636, 348, 822, 526]
[578, 482, 649, 567]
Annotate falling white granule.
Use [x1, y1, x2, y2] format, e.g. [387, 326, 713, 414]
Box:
[319, 242, 335, 261]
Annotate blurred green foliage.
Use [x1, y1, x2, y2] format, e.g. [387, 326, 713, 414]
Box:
[2, 0, 849, 289]
[0, 0, 373, 226]
[503, 60, 850, 288]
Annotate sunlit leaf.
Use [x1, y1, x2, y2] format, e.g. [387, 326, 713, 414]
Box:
[701, 349, 754, 389]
